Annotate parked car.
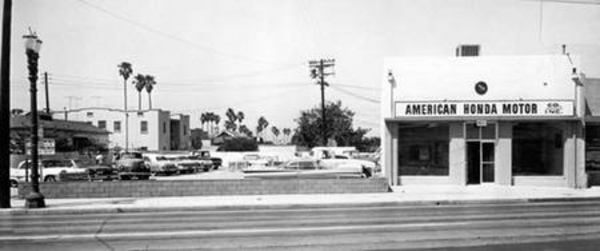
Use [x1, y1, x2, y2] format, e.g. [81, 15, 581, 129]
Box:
[113, 151, 151, 180]
[192, 150, 222, 170]
[143, 154, 178, 176]
[165, 155, 198, 174]
[243, 159, 365, 179]
[74, 159, 116, 181]
[10, 159, 87, 185]
[186, 155, 213, 172]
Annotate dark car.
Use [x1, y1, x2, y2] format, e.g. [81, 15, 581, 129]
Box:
[73, 159, 116, 181]
[113, 151, 151, 180]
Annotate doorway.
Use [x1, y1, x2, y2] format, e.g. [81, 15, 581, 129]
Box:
[466, 123, 496, 184]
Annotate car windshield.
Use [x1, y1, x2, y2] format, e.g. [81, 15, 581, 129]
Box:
[122, 152, 142, 159]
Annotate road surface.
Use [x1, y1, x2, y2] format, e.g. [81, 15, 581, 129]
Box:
[1, 200, 600, 250]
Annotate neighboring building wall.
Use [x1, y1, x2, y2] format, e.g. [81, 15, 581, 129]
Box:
[170, 114, 191, 150]
[60, 108, 172, 151]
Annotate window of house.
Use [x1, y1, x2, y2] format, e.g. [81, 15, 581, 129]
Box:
[183, 126, 188, 136]
[163, 122, 166, 134]
[141, 121, 148, 134]
[114, 121, 121, 133]
[456, 44, 480, 57]
[398, 123, 450, 176]
[98, 120, 106, 129]
[512, 123, 564, 176]
[137, 112, 144, 117]
[86, 112, 93, 118]
[586, 125, 600, 172]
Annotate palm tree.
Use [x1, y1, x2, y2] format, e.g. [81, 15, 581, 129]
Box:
[271, 126, 280, 144]
[237, 111, 245, 128]
[144, 75, 156, 109]
[200, 113, 207, 134]
[207, 112, 215, 136]
[283, 128, 291, 144]
[118, 62, 133, 151]
[132, 74, 146, 110]
[225, 108, 237, 132]
[239, 125, 252, 137]
[257, 116, 269, 142]
[214, 114, 221, 135]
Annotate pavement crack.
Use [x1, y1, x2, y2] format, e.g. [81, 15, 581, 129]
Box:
[95, 216, 115, 251]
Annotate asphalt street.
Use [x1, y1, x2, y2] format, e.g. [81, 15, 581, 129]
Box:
[1, 200, 600, 250]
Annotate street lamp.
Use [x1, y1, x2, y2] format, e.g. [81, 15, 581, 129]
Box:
[23, 31, 44, 208]
[387, 70, 397, 117]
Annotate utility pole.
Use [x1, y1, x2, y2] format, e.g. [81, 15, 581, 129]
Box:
[309, 59, 335, 146]
[44, 72, 49, 114]
[0, 0, 12, 209]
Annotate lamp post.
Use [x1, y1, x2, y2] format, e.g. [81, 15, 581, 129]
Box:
[23, 31, 44, 208]
[387, 70, 397, 117]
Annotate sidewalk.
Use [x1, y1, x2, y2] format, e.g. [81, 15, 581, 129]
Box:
[3, 185, 600, 215]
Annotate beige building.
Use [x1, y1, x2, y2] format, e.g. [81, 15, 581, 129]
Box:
[58, 108, 190, 151]
[382, 55, 595, 188]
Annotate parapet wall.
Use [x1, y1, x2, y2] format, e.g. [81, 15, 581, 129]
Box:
[17, 178, 390, 199]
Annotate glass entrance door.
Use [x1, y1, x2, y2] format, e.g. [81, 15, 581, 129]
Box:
[466, 123, 497, 184]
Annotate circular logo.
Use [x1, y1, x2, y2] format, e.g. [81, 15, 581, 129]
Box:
[475, 81, 488, 95]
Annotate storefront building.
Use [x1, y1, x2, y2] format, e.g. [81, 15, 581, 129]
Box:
[382, 55, 591, 188]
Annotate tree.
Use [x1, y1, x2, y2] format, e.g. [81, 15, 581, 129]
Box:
[225, 108, 238, 132]
[219, 137, 258, 152]
[283, 128, 291, 144]
[237, 111, 245, 127]
[118, 62, 133, 150]
[132, 74, 146, 110]
[257, 116, 269, 142]
[214, 114, 221, 135]
[271, 126, 280, 144]
[200, 113, 207, 134]
[144, 75, 156, 109]
[292, 100, 372, 149]
[239, 125, 253, 137]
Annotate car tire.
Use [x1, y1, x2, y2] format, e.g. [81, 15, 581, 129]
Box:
[119, 175, 130, 180]
[44, 176, 57, 182]
[138, 175, 149, 180]
[9, 180, 18, 188]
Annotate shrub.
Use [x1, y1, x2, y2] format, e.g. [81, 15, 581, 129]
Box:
[219, 137, 258, 151]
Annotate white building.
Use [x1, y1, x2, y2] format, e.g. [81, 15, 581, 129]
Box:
[381, 55, 597, 188]
[57, 108, 190, 151]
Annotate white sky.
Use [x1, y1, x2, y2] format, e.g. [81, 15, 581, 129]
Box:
[3, 0, 600, 137]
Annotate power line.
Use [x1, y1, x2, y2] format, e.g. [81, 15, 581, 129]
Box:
[333, 83, 380, 91]
[329, 85, 380, 104]
[76, 0, 302, 66]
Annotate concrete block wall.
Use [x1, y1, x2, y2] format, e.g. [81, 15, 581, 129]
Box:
[17, 178, 390, 199]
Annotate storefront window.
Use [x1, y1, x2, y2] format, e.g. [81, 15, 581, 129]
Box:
[398, 123, 449, 175]
[586, 125, 600, 172]
[512, 123, 563, 175]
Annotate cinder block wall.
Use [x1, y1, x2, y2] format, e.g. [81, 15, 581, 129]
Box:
[18, 178, 390, 199]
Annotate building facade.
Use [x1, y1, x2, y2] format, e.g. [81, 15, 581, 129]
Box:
[170, 114, 191, 150]
[58, 108, 189, 151]
[382, 55, 592, 188]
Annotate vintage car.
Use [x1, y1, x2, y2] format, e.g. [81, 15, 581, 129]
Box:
[186, 155, 213, 172]
[191, 150, 221, 170]
[243, 159, 365, 179]
[165, 155, 199, 174]
[143, 154, 178, 176]
[10, 159, 87, 186]
[113, 151, 151, 180]
[74, 159, 116, 181]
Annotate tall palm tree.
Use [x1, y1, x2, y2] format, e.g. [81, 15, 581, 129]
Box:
[271, 126, 280, 144]
[237, 111, 245, 127]
[225, 108, 237, 132]
[144, 75, 156, 109]
[200, 113, 207, 134]
[118, 62, 133, 151]
[283, 128, 291, 144]
[207, 112, 215, 136]
[214, 114, 221, 136]
[132, 74, 146, 110]
[257, 116, 269, 141]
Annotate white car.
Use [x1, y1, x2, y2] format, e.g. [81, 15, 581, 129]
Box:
[10, 159, 86, 186]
